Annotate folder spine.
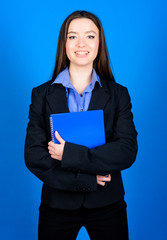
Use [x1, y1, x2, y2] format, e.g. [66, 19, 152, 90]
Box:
[49, 116, 54, 142]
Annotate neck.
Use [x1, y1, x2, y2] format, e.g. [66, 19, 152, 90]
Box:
[69, 64, 93, 90]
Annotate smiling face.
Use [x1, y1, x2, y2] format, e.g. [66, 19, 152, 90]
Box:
[66, 18, 99, 69]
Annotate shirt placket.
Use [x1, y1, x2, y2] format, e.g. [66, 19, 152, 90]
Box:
[79, 93, 85, 112]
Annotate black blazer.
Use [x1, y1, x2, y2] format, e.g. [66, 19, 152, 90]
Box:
[24, 78, 138, 209]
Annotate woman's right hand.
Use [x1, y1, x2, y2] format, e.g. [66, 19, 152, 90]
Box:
[96, 174, 111, 186]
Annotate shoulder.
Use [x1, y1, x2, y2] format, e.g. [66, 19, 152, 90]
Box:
[101, 79, 129, 97]
[29, 80, 55, 112]
[32, 79, 53, 94]
[30, 79, 62, 101]
[100, 79, 132, 111]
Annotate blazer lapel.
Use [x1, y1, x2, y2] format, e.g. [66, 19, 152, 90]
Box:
[46, 79, 111, 114]
[88, 80, 110, 111]
[46, 84, 69, 114]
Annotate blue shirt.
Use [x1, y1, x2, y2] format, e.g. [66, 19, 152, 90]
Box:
[52, 67, 101, 112]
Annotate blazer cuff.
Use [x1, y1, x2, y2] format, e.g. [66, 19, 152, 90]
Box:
[62, 141, 86, 171]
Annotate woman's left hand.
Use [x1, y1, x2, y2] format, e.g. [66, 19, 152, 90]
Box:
[48, 131, 65, 161]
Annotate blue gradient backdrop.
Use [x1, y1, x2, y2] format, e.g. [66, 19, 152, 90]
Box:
[0, 0, 167, 239]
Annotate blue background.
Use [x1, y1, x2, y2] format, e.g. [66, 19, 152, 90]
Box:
[0, 0, 167, 239]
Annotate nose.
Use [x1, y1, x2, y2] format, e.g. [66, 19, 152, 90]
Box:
[77, 37, 85, 47]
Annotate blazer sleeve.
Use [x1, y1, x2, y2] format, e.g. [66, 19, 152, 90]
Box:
[61, 87, 138, 175]
[24, 87, 97, 192]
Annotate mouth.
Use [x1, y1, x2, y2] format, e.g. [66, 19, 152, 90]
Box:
[74, 51, 89, 56]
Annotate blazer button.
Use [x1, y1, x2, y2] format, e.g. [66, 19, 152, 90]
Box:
[80, 109, 83, 112]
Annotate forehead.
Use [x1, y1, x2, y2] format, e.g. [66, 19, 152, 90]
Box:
[68, 18, 99, 33]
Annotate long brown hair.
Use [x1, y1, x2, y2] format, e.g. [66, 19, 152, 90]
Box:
[51, 10, 115, 82]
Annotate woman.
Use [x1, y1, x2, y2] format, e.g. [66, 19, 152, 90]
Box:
[25, 10, 138, 240]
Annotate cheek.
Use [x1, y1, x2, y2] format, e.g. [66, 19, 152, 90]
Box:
[91, 41, 99, 55]
[66, 42, 72, 60]
[66, 41, 76, 58]
[65, 42, 69, 55]
[66, 40, 75, 50]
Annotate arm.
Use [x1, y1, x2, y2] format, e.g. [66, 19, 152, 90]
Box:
[24, 87, 98, 192]
[48, 131, 111, 187]
[61, 87, 138, 175]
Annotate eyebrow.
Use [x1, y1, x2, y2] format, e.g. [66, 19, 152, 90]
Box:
[67, 30, 97, 35]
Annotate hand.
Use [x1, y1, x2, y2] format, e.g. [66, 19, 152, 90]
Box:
[48, 131, 65, 161]
[96, 174, 111, 186]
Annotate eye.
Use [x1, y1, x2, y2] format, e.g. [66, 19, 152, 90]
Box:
[87, 35, 95, 39]
[68, 36, 77, 39]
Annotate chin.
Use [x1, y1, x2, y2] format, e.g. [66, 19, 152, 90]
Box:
[71, 59, 94, 68]
[73, 63, 93, 68]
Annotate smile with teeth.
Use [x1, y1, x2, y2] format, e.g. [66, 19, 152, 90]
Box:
[75, 51, 89, 55]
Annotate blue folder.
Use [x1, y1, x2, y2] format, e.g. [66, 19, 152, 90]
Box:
[50, 110, 105, 148]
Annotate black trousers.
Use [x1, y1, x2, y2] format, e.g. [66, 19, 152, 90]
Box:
[38, 199, 129, 240]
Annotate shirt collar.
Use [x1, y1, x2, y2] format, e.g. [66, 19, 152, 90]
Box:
[52, 67, 102, 90]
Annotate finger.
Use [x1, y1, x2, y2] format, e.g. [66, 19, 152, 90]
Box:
[48, 141, 55, 147]
[55, 131, 65, 144]
[98, 181, 105, 186]
[104, 174, 111, 181]
[51, 154, 58, 160]
[48, 149, 55, 155]
[51, 154, 62, 161]
[48, 146, 55, 153]
[48, 145, 52, 150]
[101, 177, 111, 182]
[48, 142, 60, 151]
[96, 177, 105, 186]
[97, 175, 105, 180]
[104, 175, 111, 182]
[97, 176, 109, 182]
[101, 175, 111, 182]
